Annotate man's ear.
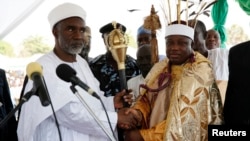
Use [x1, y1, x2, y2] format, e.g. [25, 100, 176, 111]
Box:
[52, 28, 58, 38]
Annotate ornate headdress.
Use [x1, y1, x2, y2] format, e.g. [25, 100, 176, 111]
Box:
[160, 0, 217, 40]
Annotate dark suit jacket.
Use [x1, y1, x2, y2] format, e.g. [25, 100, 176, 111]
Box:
[0, 69, 18, 141]
[223, 41, 250, 125]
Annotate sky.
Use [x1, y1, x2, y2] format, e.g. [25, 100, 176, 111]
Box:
[2, 0, 250, 59]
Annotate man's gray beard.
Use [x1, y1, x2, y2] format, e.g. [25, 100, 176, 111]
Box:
[62, 45, 83, 55]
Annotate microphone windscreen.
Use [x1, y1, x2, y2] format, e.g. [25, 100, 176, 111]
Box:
[56, 63, 76, 82]
[26, 62, 43, 80]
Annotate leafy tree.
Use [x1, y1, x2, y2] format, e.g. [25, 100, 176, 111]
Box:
[19, 35, 52, 57]
[0, 40, 14, 57]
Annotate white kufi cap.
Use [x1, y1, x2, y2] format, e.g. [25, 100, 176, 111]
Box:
[165, 24, 194, 40]
[48, 3, 86, 30]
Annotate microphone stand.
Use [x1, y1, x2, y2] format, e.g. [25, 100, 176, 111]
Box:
[0, 90, 34, 127]
[69, 85, 116, 141]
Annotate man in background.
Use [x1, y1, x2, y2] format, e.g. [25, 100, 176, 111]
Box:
[79, 26, 92, 63]
[137, 25, 151, 47]
[127, 44, 153, 101]
[189, 19, 228, 104]
[89, 22, 141, 141]
[137, 25, 165, 61]
[89, 22, 140, 97]
[205, 29, 221, 50]
[0, 68, 18, 141]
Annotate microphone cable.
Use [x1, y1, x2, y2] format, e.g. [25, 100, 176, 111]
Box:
[69, 85, 117, 141]
[99, 96, 117, 140]
[42, 77, 62, 141]
[56, 63, 117, 140]
[50, 101, 62, 141]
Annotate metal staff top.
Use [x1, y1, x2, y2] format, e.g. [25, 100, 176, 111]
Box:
[107, 21, 128, 70]
[106, 21, 130, 107]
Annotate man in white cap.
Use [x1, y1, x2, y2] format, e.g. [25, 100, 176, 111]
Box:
[122, 20, 224, 141]
[17, 3, 138, 141]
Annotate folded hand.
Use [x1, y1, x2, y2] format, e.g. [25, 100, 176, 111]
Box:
[114, 89, 133, 109]
[117, 108, 142, 130]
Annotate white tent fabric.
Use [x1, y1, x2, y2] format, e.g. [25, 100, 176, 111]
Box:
[0, 0, 44, 39]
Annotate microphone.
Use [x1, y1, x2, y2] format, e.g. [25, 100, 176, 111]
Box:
[56, 63, 100, 100]
[26, 62, 51, 106]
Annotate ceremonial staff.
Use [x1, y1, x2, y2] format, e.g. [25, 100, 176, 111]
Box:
[107, 21, 130, 107]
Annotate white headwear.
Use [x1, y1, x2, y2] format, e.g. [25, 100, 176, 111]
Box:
[48, 3, 86, 30]
[165, 24, 194, 40]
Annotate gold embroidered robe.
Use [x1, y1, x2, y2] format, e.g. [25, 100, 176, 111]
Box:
[132, 52, 224, 141]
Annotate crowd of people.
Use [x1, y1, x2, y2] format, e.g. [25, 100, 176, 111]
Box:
[5, 70, 25, 105]
[0, 1, 250, 141]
